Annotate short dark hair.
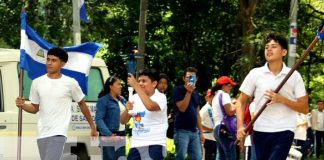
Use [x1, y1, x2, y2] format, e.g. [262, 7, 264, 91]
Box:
[265, 32, 288, 50]
[183, 67, 198, 77]
[47, 47, 68, 63]
[139, 68, 159, 82]
[316, 100, 323, 104]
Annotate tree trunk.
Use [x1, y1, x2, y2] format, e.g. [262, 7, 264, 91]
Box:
[237, 0, 259, 82]
[136, 0, 148, 75]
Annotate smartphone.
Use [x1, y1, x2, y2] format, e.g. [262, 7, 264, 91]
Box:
[189, 75, 196, 86]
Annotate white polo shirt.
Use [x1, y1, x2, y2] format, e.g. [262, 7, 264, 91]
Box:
[239, 63, 306, 132]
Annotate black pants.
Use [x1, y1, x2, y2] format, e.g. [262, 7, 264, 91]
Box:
[294, 139, 306, 160]
[315, 130, 324, 158]
[203, 139, 216, 160]
[305, 127, 314, 155]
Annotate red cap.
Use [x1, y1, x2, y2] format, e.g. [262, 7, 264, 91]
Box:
[206, 89, 212, 96]
[217, 76, 236, 86]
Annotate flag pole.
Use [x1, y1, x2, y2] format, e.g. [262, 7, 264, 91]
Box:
[17, 2, 26, 160]
[17, 66, 24, 160]
[72, 0, 81, 45]
[235, 26, 324, 145]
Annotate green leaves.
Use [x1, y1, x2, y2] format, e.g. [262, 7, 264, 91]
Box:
[0, 0, 323, 105]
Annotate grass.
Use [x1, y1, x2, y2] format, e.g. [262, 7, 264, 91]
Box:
[307, 146, 324, 160]
[125, 136, 176, 159]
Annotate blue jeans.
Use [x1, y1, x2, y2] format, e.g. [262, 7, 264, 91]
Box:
[213, 125, 237, 160]
[174, 128, 202, 160]
[101, 146, 126, 160]
[100, 137, 126, 160]
[254, 130, 294, 160]
[127, 145, 165, 160]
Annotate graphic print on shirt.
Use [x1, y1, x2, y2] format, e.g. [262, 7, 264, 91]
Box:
[132, 111, 150, 135]
[134, 111, 145, 128]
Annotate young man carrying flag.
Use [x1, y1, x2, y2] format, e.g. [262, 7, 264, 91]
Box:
[16, 12, 101, 160]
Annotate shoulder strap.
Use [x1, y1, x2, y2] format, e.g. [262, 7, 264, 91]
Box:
[218, 93, 226, 116]
[207, 107, 215, 125]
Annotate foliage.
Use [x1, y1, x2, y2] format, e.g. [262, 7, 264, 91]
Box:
[0, 0, 323, 107]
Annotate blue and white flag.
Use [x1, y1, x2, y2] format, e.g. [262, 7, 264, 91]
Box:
[80, 0, 88, 23]
[20, 12, 101, 95]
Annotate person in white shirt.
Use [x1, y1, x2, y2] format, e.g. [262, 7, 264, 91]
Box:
[294, 112, 308, 160]
[120, 68, 168, 160]
[311, 100, 324, 159]
[212, 76, 237, 160]
[235, 33, 308, 159]
[200, 89, 216, 160]
[15, 47, 97, 160]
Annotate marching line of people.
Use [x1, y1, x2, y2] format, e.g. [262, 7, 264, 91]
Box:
[15, 31, 324, 160]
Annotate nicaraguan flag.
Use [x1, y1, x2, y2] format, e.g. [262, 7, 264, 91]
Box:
[20, 12, 101, 95]
[80, 0, 89, 23]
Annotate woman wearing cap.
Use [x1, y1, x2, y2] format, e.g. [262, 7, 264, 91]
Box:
[211, 76, 237, 160]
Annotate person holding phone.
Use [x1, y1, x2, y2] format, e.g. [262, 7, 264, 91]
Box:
[120, 69, 168, 160]
[173, 67, 205, 160]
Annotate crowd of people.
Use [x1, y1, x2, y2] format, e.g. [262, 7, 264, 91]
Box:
[15, 30, 324, 160]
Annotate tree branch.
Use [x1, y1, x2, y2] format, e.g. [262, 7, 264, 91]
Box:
[306, 4, 324, 15]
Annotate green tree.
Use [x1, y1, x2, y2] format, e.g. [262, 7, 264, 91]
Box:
[0, 0, 323, 106]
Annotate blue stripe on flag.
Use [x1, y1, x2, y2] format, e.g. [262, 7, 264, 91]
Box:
[61, 69, 88, 94]
[20, 53, 47, 79]
[20, 12, 26, 30]
[80, 0, 89, 23]
[20, 12, 102, 95]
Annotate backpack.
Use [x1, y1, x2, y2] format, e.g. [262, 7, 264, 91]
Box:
[218, 93, 237, 140]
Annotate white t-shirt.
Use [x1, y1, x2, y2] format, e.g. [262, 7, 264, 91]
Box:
[212, 90, 232, 126]
[294, 113, 307, 141]
[118, 101, 126, 131]
[130, 89, 168, 148]
[30, 74, 84, 139]
[200, 102, 216, 141]
[240, 63, 306, 132]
